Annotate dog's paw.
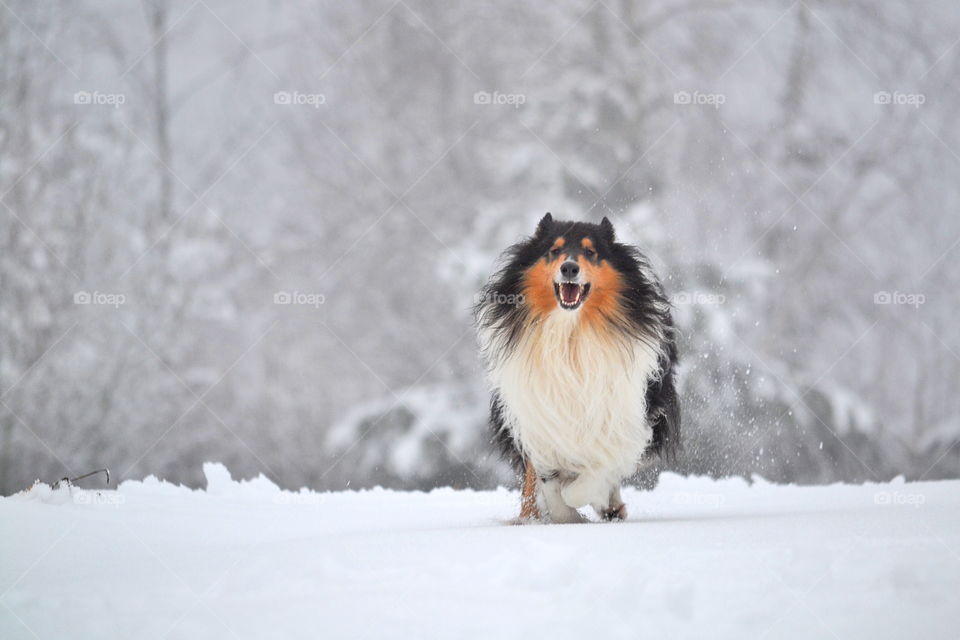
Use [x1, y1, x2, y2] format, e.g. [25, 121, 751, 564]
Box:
[599, 503, 627, 521]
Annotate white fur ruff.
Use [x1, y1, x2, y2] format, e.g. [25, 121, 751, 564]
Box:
[486, 309, 660, 501]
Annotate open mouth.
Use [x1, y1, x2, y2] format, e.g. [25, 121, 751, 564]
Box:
[554, 282, 590, 310]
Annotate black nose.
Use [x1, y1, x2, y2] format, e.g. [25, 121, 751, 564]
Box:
[560, 261, 580, 279]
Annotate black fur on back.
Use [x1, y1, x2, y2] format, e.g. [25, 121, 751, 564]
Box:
[476, 213, 681, 475]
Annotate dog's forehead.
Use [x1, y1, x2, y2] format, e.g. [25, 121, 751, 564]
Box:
[552, 222, 601, 246]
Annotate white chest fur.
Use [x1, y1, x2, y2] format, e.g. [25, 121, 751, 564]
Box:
[489, 310, 659, 480]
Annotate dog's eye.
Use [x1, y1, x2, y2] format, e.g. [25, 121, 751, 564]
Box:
[584, 248, 595, 258]
[550, 248, 562, 256]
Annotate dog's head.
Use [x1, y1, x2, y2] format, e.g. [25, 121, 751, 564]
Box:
[521, 213, 623, 318]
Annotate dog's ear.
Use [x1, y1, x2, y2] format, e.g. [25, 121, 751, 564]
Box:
[534, 212, 553, 238]
[600, 216, 616, 242]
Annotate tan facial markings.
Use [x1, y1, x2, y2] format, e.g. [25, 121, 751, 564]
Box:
[523, 258, 559, 317]
[524, 251, 626, 322]
[579, 258, 624, 329]
[525, 234, 624, 320]
[548, 237, 566, 261]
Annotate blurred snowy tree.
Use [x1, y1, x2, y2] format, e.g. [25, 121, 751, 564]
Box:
[1, 0, 958, 493]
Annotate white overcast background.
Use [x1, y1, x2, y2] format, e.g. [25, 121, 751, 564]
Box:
[1, 0, 959, 494]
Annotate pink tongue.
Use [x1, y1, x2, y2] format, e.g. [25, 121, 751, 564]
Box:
[560, 283, 580, 304]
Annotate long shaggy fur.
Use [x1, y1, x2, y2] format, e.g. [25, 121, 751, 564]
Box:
[476, 213, 680, 519]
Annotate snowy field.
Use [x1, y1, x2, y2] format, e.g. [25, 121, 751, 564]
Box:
[1, 464, 958, 640]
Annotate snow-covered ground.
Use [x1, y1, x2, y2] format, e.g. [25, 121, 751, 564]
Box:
[1, 464, 958, 639]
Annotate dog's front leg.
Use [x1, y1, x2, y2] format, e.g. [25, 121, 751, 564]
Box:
[560, 471, 609, 510]
[539, 473, 585, 523]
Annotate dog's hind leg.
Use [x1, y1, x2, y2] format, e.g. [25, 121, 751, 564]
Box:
[519, 458, 540, 521]
[540, 475, 585, 524]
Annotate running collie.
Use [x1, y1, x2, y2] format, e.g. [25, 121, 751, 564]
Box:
[476, 214, 680, 523]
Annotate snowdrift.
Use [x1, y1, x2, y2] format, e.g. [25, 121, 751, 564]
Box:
[1, 464, 958, 639]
